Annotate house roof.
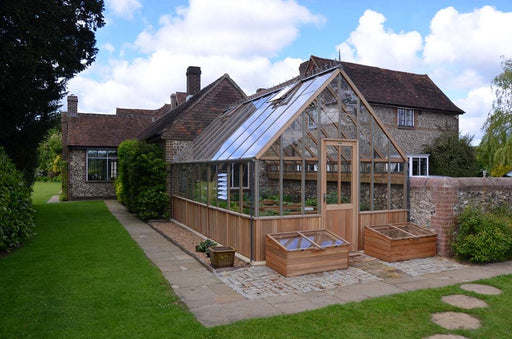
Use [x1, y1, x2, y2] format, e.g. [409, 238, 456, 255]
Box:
[138, 73, 245, 141]
[302, 56, 464, 114]
[64, 107, 164, 148]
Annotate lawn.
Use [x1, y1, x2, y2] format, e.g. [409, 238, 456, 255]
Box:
[0, 182, 511, 338]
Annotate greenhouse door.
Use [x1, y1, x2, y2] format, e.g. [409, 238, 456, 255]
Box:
[321, 139, 359, 250]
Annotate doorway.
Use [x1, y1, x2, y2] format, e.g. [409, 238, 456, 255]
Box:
[321, 139, 359, 250]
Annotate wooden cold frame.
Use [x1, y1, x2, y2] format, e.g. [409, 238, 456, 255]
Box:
[265, 230, 349, 277]
[364, 222, 437, 262]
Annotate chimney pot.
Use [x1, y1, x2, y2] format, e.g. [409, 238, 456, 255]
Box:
[186, 66, 201, 96]
[67, 95, 78, 116]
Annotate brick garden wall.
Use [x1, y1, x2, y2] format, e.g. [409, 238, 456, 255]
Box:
[410, 177, 512, 257]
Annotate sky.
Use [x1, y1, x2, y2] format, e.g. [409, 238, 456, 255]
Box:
[67, 0, 512, 145]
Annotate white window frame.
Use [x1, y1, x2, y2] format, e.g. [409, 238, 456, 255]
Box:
[398, 108, 414, 127]
[407, 154, 429, 177]
[306, 109, 318, 129]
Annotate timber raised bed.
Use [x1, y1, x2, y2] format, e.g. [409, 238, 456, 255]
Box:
[364, 222, 437, 262]
[265, 230, 349, 277]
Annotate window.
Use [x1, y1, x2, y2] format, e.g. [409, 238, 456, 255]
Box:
[306, 109, 318, 129]
[397, 108, 414, 127]
[231, 163, 249, 189]
[408, 155, 429, 176]
[87, 149, 117, 181]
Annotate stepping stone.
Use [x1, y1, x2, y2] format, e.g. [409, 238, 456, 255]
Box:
[424, 335, 469, 339]
[441, 294, 488, 309]
[431, 312, 481, 330]
[460, 283, 502, 295]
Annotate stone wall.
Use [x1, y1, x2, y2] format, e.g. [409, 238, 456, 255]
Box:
[68, 149, 116, 199]
[372, 106, 459, 154]
[410, 177, 512, 257]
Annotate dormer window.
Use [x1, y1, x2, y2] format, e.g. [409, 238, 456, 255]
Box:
[397, 108, 414, 127]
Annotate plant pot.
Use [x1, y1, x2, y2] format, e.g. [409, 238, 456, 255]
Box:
[209, 246, 236, 268]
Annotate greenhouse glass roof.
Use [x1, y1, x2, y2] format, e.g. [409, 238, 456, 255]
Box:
[174, 68, 337, 163]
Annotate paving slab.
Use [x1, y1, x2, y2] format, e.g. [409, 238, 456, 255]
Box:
[330, 280, 405, 303]
[431, 311, 481, 330]
[460, 283, 502, 295]
[441, 294, 488, 309]
[192, 299, 282, 327]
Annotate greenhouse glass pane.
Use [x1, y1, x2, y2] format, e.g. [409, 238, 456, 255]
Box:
[213, 95, 275, 160]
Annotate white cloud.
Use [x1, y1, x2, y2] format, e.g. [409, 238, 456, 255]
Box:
[336, 9, 423, 71]
[134, 0, 325, 57]
[101, 43, 115, 54]
[108, 0, 142, 20]
[455, 86, 494, 145]
[424, 6, 512, 69]
[68, 0, 323, 114]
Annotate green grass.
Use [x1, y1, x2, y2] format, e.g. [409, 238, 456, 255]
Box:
[1, 182, 206, 338]
[1, 182, 511, 338]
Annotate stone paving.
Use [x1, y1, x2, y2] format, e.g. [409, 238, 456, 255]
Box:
[216, 253, 468, 299]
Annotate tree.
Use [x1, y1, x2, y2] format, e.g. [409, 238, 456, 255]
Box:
[478, 58, 512, 176]
[0, 0, 104, 184]
[37, 128, 62, 179]
[423, 133, 480, 177]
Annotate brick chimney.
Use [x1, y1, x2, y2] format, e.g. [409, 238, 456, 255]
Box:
[170, 93, 177, 108]
[67, 95, 78, 116]
[186, 66, 201, 96]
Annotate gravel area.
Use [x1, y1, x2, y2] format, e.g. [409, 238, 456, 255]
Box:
[149, 221, 249, 270]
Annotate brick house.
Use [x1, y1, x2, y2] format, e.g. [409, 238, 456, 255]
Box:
[62, 66, 245, 200]
[299, 56, 464, 176]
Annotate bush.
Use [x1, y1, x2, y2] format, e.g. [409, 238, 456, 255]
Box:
[136, 187, 168, 221]
[423, 133, 480, 177]
[0, 147, 35, 252]
[116, 140, 168, 221]
[452, 206, 512, 263]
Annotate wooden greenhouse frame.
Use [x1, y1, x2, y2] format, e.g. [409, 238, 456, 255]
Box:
[170, 66, 409, 262]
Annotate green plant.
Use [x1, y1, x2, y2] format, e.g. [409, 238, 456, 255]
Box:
[0, 147, 36, 252]
[116, 140, 168, 220]
[195, 239, 217, 257]
[305, 197, 317, 206]
[453, 206, 512, 263]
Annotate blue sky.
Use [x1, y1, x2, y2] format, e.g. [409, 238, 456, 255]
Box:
[68, 0, 512, 144]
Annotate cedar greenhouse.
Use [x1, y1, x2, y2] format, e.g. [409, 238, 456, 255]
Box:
[170, 66, 409, 262]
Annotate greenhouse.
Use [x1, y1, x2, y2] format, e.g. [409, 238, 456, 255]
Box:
[170, 66, 408, 262]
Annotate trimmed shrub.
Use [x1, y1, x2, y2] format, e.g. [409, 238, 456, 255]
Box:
[453, 206, 512, 263]
[116, 140, 168, 221]
[0, 147, 35, 252]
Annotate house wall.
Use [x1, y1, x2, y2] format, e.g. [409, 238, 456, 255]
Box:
[410, 177, 512, 257]
[372, 106, 459, 154]
[67, 149, 116, 200]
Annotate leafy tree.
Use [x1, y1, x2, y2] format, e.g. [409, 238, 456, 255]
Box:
[423, 132, 480, 177]
[478, 58, 512, 176]
[0, 0, 104, 184]
[0, 147, 35, 252]
[37, 128, 62, 179]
